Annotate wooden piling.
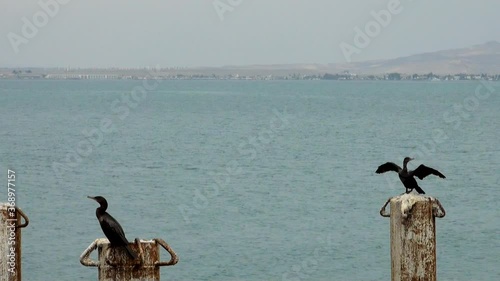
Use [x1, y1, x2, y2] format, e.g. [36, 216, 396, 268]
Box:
[80, 238, 178, 281]
[380, 194, 445, 281]
[0, 204, 29, 281]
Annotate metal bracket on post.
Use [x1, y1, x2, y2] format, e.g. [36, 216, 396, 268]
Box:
[379, 197, 392, 217]
[154, 238, 179, 266]
[80, 238, 100, 267]
[432, 199, 446, 218]
[133, 238, 145, 266]
[15, 207, 29, 229]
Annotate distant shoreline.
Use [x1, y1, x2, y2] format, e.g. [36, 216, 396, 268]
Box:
[1, 69, 499, 82]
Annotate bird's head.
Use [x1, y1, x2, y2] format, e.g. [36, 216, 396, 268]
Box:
[87, 196, 107, 206]
[403, 157, 414, 164]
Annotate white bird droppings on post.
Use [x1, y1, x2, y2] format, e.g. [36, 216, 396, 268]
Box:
[399, 193, 428, 219]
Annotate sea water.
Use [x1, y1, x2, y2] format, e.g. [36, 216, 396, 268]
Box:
[0, 79, 499, 280]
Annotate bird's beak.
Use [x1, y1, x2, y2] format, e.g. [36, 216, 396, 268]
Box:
[87, 196, 96, 200]
[409, 158, 414, 161]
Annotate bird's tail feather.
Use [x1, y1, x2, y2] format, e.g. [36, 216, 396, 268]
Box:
[124, 244, 137, 260]
[414, 185, 426, 194]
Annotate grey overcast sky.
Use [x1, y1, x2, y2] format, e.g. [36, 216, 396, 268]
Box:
[1, 0, 499, 68]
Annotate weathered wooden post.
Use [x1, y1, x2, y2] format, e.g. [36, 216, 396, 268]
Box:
[0, 204, 29, 281]
[80, 238, 178, 281]
[380, 193, 445, 281]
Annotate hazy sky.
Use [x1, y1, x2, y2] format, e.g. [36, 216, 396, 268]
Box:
[1, 0, 499, 68]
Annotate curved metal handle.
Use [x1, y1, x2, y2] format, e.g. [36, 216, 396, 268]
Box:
[80, 239, 99, 267]
[433, 199, 446, 218]
[379, 197, 391, 217]
[16, 207, 29, 228]
[154, 238, 179, 266]
[133, 237, 145, 266]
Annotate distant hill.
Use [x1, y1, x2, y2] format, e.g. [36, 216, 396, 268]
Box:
[211, 41, 500, 75]
[340, 41, 500, 74]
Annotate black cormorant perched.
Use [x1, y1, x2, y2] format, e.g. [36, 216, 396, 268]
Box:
[375, 157, 446, 194]
[87, 196, 137, 259]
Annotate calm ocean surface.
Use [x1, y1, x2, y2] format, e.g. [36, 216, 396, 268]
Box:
[1, 79, 499, 280]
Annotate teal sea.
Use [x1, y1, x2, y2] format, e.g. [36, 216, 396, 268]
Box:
[1, 80, 499, 280]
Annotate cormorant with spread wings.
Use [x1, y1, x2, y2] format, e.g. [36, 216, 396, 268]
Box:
[376, 157, 445, 194]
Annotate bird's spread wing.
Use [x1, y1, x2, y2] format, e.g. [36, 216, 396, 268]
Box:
[376, 162, 402, 174]
[411, 164, 446, 180]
